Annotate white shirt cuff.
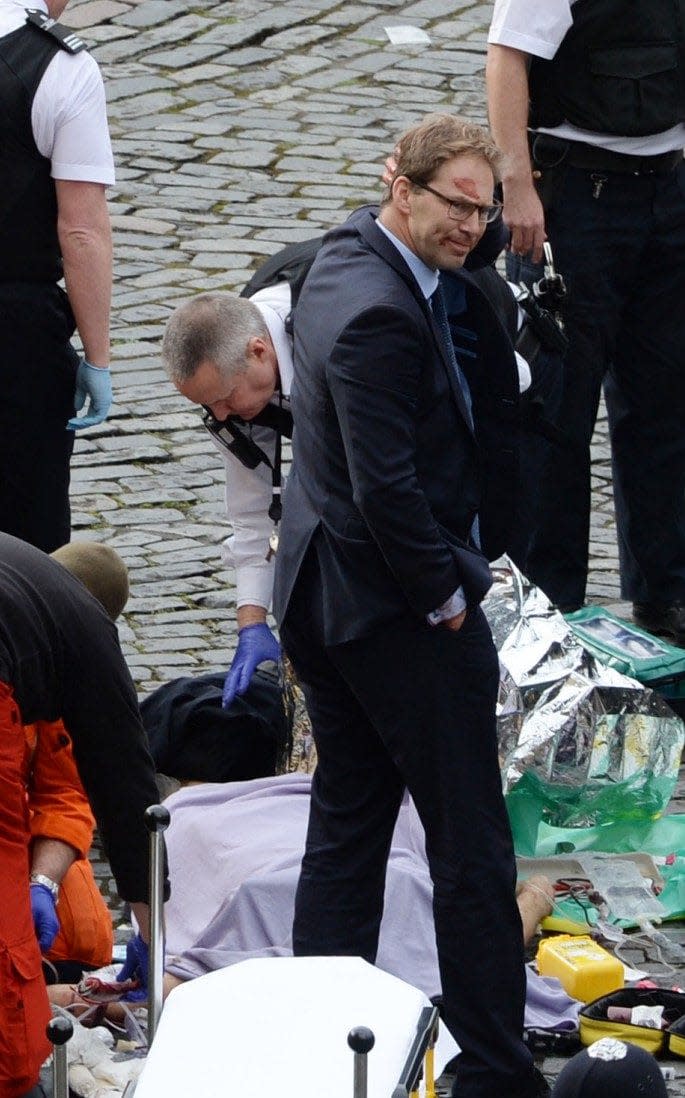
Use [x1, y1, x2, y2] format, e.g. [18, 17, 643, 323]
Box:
[426, 586, 467, 626]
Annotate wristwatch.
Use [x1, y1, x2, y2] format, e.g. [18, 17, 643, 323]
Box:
[30, 872, 60, 900]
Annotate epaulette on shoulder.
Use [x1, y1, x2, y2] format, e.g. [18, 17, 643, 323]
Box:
[25, 9, 88, 54]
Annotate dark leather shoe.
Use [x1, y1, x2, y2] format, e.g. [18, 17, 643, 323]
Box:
[450, 1065, 550, 1097]
[529, 1066, 551, 1097]
[508, 1065, 551, 1098]
[633, 601, 685, 646]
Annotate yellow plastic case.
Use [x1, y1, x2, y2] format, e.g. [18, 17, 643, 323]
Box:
[580, 989, 685, 1054]
[539, 915, 594, 936]
[666, 1014, 685, 1058]
[536, 935, 624, 1003]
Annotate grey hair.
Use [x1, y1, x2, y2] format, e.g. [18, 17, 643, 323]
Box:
[161, 292, 269, 385]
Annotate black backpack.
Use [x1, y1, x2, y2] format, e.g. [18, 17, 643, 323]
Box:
[240, 235, 325, 335]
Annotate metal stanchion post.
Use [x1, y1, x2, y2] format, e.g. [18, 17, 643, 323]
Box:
[348, 1026, 375, 1098]
[424, 1014, 439, 1098]
[47, 1015, 73, 1098]
[144, 803, 170, 1045]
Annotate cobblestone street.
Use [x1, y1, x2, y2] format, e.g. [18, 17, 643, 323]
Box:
[60, 0, 683, 1091]
[67, 0, 628, 698]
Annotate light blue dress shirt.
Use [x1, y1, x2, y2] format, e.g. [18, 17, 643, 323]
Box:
[375, 219, 468, 624]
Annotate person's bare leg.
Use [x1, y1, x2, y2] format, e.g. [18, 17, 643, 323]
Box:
[47, 984, 90, 1010]
[47, 971, 186, 1014]
[163, 973, 184, 999]
[516, 875, 554, 944]
[47, 983, 128, 1025]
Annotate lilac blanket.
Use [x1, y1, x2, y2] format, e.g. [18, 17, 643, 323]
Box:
[163, 774, 579, 1031]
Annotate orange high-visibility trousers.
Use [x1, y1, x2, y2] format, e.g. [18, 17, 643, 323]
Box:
[0, 683, 50, 1098]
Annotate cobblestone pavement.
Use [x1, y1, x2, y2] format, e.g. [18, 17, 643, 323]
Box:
[61, 0, 685, 1090]
[70, 0, 628, 689]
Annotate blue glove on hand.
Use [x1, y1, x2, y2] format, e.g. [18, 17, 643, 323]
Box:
[30, 883, 60, 952]
[67, 359, 112, 430]
[116, 933, 149, 1002]
[222, 623, 281, 709]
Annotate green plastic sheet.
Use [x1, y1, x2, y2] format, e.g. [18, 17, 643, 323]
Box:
[506, 770, 680, 856]
[506, 772, 685, 924]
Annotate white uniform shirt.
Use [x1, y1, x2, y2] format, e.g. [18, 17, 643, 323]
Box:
[0, 0, 115, 183]
[488, 0, 685, 155]
[219, 282, 294, 612]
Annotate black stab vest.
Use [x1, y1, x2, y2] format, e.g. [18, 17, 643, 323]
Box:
[0, 20, 64, 282]
[529, 0, 685, 137]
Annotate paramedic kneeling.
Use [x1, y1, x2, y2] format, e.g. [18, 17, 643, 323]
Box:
[0, 532, 165, 1098]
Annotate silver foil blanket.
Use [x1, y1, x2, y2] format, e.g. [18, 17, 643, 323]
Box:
[485, 559, 684, 798]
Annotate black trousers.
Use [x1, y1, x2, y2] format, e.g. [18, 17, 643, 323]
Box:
[507, 159, 685, 609]
[0, 283, 77, 553]
[281, 551, 533, 1098]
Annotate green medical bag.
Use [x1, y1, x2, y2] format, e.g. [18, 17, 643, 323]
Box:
[565, 607, 685, 716]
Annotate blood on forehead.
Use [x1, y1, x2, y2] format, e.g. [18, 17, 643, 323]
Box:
[449, 176, 481, 200]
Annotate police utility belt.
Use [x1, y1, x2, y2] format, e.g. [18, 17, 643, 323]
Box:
[530, 131, 683, 177]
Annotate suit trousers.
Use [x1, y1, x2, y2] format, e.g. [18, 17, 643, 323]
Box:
[280, 549, 533, 1097]
[507, 160, 685, 609]
[0, 283, 77, 554]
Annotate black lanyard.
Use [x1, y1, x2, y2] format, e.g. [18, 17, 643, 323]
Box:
[268, 394, 283, 526]
[202, 393, 287, 555]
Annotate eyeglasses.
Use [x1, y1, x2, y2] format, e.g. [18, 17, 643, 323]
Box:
[410, 180, 502, 224]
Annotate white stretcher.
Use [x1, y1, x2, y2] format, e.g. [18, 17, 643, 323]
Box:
[47, 807, 458, 1098]
[133, 956, 458, 1098]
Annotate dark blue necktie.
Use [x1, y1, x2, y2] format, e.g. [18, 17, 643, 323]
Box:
[430, 282, 480, 548]
[430, 282, 474, 431]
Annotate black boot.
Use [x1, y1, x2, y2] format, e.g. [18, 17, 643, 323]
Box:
[633, 600, 685, 646]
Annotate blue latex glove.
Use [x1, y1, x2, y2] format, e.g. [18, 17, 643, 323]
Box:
[30, 883, 60, 952]
[222, 623, 280, 708]
[67, 359, 112, 430]
[116, 933, 149, 1002]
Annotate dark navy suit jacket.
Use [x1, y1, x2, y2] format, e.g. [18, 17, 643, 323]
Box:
[273, 208, 519, 645]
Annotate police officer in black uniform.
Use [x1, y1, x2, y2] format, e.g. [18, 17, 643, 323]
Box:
[0, 0, 114, 553]
[487, 0, 685, 644]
